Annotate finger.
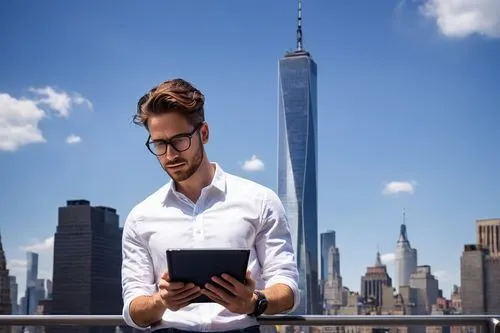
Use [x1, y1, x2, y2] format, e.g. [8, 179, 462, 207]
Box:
[221, 273, 246, 288]
[202, 289, 227, 305]
[211, 276, 236, 295]
[159, 280, 186, 291]
[205, 283, 234, 303]
[170, 286, 201, 301]
[170, 290, 202, 307]
[158, 271, 187, 290]
[170, 300, 192, 312]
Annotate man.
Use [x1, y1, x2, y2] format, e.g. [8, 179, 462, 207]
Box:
[121, 78, 299, 333]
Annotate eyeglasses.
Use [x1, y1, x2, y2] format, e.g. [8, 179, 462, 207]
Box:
[145, 123, 203, 156]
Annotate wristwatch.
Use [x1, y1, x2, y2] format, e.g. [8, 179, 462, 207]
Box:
[250, 290, 268, 317]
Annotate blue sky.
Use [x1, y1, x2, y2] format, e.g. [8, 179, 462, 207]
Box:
[1, 0, 499, 302]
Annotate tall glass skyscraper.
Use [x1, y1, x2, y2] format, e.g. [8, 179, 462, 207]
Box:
[25, 252, 38, 288]
[320, 231, 339, 281]
[277, 0, 319, 315]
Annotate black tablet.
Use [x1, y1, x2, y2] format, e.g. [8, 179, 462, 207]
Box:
[166, 248, 251, 303]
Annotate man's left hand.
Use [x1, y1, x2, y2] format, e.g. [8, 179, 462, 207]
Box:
[201, 271, 256, 314]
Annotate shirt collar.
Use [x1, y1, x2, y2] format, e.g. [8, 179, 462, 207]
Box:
[165, 162, 227, 199]
[210, 162, 227, 193]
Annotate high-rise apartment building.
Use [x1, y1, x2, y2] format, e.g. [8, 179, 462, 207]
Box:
[49, 200, 123, 333]
[277, 0, 319, 314]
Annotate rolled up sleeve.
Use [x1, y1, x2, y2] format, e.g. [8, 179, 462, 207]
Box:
[121, 211, 157, 329]
[255, 190, 300, 313]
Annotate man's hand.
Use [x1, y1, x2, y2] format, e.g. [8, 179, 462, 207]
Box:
[155, 272, 202, 311]
[201, 271, 257, 314]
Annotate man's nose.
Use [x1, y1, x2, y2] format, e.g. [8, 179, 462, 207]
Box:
[165, 144, 179, 161]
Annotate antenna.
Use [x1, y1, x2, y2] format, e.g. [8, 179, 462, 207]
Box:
[402, 208, 406, 225]
[296, 0, 303, 51]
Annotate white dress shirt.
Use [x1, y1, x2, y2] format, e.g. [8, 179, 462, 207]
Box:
[121, 163, 300, 332]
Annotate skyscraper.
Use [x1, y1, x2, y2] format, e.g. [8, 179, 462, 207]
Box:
[9, 275, 18, 314]
[360, 251, 392, 309]
[49, 200, 123, 333]
[25, 252, 38, 289]
[0, 232, 12, 333]
[25, 251, 39, 315]
[320, 231, 339, 281]
[394, 210, 418, 291]
[277, 0, 319, 314]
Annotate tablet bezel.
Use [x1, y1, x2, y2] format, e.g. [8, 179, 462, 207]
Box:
[165, 248, 251, 303]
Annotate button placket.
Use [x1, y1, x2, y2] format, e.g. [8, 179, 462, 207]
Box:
[193, 205, 204, 241]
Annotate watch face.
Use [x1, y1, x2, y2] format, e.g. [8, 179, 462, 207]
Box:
[257, 297, 268, 313]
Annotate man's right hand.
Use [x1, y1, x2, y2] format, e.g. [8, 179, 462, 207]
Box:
[154, 272, 202, 311]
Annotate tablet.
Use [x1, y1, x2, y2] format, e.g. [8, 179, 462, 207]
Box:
[166, 248, 251, 303]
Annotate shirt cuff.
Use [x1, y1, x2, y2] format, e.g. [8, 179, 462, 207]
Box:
[122, 293, 155, 330]
[264, 275, 300, 313]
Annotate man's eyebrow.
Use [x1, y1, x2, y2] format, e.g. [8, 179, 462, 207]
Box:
[150, 132, 189, 142]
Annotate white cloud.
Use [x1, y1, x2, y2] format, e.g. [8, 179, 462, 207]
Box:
[66, 134, 81, 144]
[382, 180, 416, 195]
[241, 154, 265, 172]
[420, 0, 500, 38]
[19, 236, 54, 252]
[381, 252, 396, 264]
[0, 87, 91, 151]
[29, 86, 92, 117]
[0, 93, 46, 151]
[8, 259, 27, 272]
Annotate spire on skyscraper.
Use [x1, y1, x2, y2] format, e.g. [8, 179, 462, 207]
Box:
[375, 249, 383, 267]
[296, 0, 303, 51]
[0, 230, 5, 271]
[398, 208, 409, 244]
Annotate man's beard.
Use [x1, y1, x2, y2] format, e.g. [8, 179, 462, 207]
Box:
[162, 142, 204, 183]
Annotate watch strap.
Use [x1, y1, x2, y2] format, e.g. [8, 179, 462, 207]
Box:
[250, 290, 268, 317]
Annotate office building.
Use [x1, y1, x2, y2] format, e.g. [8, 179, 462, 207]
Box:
[409, 265, 439, 315]
[476, 218, 500, 257]
[360, 251, 392, 310]
[9, 275, 18, 314]
[320, 231, 339, 281]
[394, 210, 417, 291]
[0, 232, 12, 333]
[277, 0, 319, 314]
[49, 200, 123, 333]
[460, 244, 500, 315]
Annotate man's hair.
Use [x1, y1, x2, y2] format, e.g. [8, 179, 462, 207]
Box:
[133, 78, 205, 129]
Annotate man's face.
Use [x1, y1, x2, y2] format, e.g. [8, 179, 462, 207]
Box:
[147, 112, 207, 183]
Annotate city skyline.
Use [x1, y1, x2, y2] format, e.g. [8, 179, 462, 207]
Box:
[1, 206, 489, 304]
[1, 0, 500, 302]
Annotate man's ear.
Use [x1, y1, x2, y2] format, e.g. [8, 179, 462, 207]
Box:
[201, 123, 209, 144]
